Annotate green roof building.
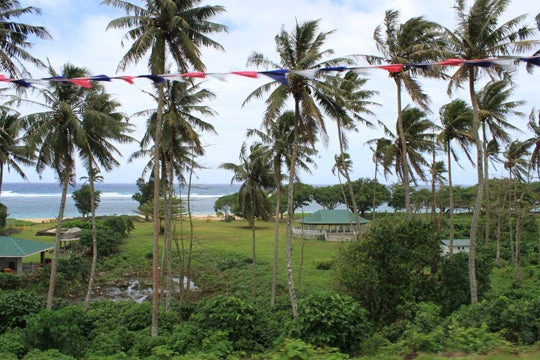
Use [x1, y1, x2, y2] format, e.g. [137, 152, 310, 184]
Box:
[0, 236, 53, 274]
[294, 209, 369, 241]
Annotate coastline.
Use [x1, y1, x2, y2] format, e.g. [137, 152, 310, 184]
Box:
[17, 214, 222, 224]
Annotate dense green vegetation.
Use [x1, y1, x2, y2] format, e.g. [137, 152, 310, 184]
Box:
[0, 211, 539, 359]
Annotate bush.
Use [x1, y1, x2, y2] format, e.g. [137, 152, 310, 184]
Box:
[0, 290, 44, 333]
[23, 349, 76, 360]
[190, 295, 282, 353]
[314, 258, 334, 270]
[0, 202, 8, 229]
[0, 272, 22, 289]
[295, 292, 372, 354]
[0, 329, 27, 358]
[270, 339, 349, 360]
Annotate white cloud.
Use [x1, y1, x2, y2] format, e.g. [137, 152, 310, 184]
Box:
[5, 0, 539, 187]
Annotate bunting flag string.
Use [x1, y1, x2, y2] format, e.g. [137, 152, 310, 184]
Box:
[0, 56, 537, 89]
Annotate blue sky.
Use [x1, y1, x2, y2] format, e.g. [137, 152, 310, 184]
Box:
[4, 0, 539, 186]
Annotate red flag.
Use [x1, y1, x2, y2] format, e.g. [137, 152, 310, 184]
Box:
[182, 72, 206, 78]
[119, 76, 135, 84]
[377, 64, 405, 73]
[231, 71, 258, 78]
[69, 78, 92, 88]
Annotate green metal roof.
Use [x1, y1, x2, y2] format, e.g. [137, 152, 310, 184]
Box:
[0, 236, 54, 258]
[297, 209, 370, 225]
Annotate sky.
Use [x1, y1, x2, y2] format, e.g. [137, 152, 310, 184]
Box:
[3, 0, 539, 186]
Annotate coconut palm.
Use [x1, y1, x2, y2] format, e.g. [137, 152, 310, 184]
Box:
[246, 110, 316, 306]
[503, 140, 529, 282]
[525, 108, 540, 178]
[438, 99, 474, 253]
[378, 106, 435, 188]
[367, 9, 447, 219]
[324, 71, 378, 233]
[0, 111, 34, 195]
[244, 19, 354, 318]
[367, 137, 392, 222]
[104, 0, 226, 335]
[20, 64, 103, 309]
[220, 142, 274, 299]
[130, 80, 216, 309]
[0, 1, 50, 76]
[445, 0, 537, 303]
[80, 90, 134, 310]
[477, 79, 524, 243]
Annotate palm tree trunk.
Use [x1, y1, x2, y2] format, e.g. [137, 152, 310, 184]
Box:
[47, 176, 69, 309]
[396, 78, 412, 220]
[482, 122, 491, 244]
[468, 74, 483, 304]
[271, 160, 281, 306]
[0, 164, 4, 196]
[285, 102, 301, 319]
[447, 144, 455, 255]
[514, 191, 525, 283]
[337, 120, 362, 236]
[84, 164, 98, 310]
[151, 84, 165, 337]
[186, 153, 195, 292]
[165, 163, 174, 312]
[372, 162, 378, 223]
[251, 196, 257, 299]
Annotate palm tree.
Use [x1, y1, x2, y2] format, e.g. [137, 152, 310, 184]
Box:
[525, 108, 540, 179]
[104, 0, 226, 335]
[21, 63, 97, 309]
[503, 140, 529, 283]
[244, 19, 354, 318]
[0, 111, 34, 195]
[445, 0, 537, 303]
[80, 89, 134, 310]
[0, 1, 50, 76]
[220, 142, 274, 299]
[477, 79, 524, 244]
[246, 110, 316, 306]
[324, 71, 378, 233]
[367, 9, 447, 219]
[130, 80, 216, 309]
[367, 137, 392, 222]
[378, 106, 435, 190]
[438, 99, 474, 253]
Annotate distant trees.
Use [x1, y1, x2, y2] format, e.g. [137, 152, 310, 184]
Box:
[72, 184, 101, 218]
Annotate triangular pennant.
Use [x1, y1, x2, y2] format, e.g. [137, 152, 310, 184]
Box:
[11, 79, 33, 88]
[377, 64, 405, 73]
[292, 69, 319, 79]
[160, 74, 185, 81]
[69, 78, 92, 88]
[138, 74, 166, 83]
[435, 58, 465, 66]
[182, 71, 206, 78]
[520, 56, 540, 66]
[44, 75, 66, 82]
[319, 66, 348, 72]
[408, 63, 430, 70]
[350, 66, 372, 74]
[231, 71, 258, 78]
[208, 73, 228, 81]
[261, 69, 289, 86]
[465, 59, 493, 68]
[114, 76, 135, 84]
[90, 74, 111, 82]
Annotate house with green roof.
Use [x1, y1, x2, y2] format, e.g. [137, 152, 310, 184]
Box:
[0, 236, 53, 274]
[293, 209, 369, 241]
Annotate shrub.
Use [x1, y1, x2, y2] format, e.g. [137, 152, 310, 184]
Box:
[0, 329, 27, 358]
[0, 290, 44, 333]
[0, 272, 22, 289]
[190, 295, 282, 353]
[270, 339, 349, 360]
[445, 321, 505, 353]
[314, 258, 334, 270]
[23, 349, 76, 360]
[24, 306, 91, 357]
[0, 202, 8, 229]
[295, 292, 372, 354]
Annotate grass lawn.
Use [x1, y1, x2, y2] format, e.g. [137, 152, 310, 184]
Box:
[10, 216, 342, 296]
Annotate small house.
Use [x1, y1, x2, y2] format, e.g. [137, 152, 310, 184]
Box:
[0, 236, 53, 274]
[441, 239, 470, 255]
[293, 209, 369, 241]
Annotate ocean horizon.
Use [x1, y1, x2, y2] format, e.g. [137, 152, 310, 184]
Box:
[0, 182, 247, 219]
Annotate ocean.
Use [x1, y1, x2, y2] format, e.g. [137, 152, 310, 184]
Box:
[0, 182, 243, 219]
